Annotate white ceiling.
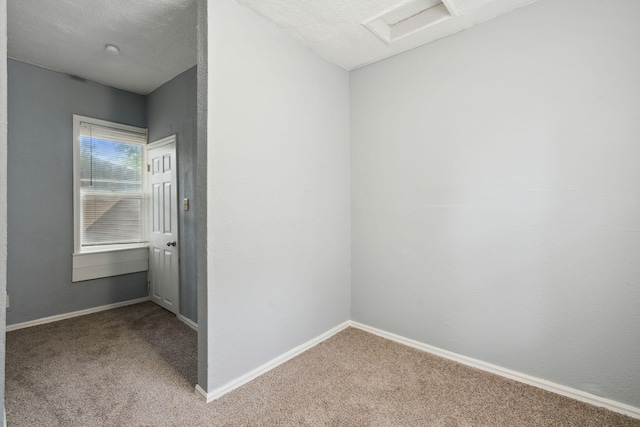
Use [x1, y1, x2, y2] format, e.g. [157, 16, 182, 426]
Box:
[8, 0, 197, 95]
[236, 0, 539, 70]
[8, 0, 538, 95]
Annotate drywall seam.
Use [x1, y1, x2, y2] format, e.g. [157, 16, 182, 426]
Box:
[350, 322, 640, 419]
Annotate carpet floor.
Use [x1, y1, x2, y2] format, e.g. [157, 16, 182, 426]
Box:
[5, 302, 639, 426]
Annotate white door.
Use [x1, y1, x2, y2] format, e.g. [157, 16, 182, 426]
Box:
[147, 136, 179, 314]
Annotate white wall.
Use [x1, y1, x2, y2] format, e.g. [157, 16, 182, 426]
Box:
[205, 0, 351, 392]
[351, 0, 640, 408]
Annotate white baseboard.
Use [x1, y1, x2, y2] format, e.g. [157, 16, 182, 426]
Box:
[350, 321, 640, 420]
[195, 320, 351, 403]
[5, 297, 151, 332]
[177, 314, 198, 331]
[195, 384, 208, 401]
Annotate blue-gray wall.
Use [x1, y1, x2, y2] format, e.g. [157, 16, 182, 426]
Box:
[147, 66, 198, 323]
[7, 59, 148, 325]
[0, 1, 8, 421]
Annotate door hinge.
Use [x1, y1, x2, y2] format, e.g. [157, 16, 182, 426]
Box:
[147, 164, 151, 172]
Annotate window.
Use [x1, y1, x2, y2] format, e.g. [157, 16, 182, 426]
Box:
[72, 115, 149, 282]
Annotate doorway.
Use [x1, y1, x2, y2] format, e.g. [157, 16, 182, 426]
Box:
[147, 136, 180, 314]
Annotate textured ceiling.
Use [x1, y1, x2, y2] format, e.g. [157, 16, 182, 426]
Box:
[8, 0, 538, 95]
[237, 0, 540, 70]
[8, 0, 197, 95]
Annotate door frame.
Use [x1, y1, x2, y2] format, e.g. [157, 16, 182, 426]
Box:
[147, 134, 180, 314]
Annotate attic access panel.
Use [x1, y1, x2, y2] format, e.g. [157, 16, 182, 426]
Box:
[364, 0, 453, 44]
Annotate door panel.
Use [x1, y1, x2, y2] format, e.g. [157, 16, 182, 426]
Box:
[147, 136, 179, 314]
[151, 248, 162, 301]
[152, 183, 161, 232]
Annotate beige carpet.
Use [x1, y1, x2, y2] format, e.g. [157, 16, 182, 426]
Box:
[5, 302, 639, 426]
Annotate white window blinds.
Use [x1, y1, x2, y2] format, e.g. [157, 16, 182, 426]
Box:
[78, 121, 147, 248]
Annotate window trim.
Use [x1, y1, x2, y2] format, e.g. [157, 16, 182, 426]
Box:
[72, 115, 149, 282]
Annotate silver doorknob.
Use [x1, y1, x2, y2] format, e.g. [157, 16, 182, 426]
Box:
[166, 241, 177, 247]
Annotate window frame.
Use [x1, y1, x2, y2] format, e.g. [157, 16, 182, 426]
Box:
[72, 115, 149, 282]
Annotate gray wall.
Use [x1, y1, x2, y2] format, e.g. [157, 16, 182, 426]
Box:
[351, 0, 640, 408]
[205, 0, 351, 393]
[7, 59, 148, 325]
[147, 66, 198, 323]
[0, 0, 8, 421]
[196, 0, 208, 391]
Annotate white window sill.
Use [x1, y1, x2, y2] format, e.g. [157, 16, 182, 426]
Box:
[72, 246, 149, 282]
[76, 243, 148, 254]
